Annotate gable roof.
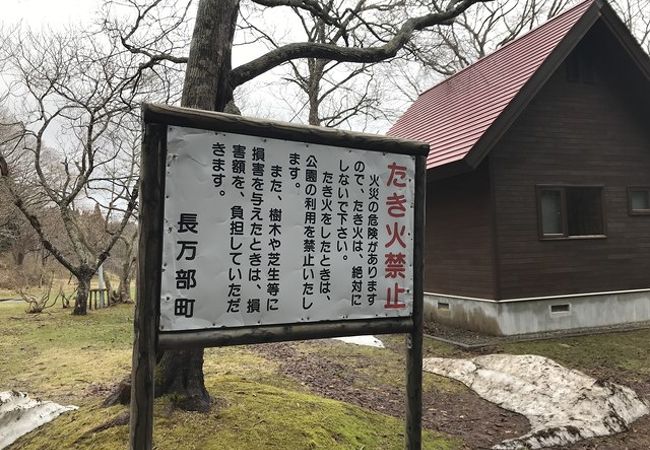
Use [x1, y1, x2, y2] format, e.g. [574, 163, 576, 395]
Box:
[388, 0, 650, 177]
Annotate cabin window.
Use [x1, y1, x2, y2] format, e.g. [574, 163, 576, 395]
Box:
[537, 186, 605, 239]
[628, 187, 650, 215]
[540, 189, 564, 236]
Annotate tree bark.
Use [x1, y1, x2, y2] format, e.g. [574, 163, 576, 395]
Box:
[155, 350, 210, 412]
[72, 272, 92, 315]
[154, 0, 240, 412]
[117, 258, 134, 303]
[181, 0, 239, 111]
[307, 58, 325, 126]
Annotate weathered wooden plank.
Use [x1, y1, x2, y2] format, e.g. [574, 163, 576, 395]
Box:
[405, 154, 426, 449]
[158, 317, 413, 349]
[425, 163, 496, 299]
[142, 103, 430, 156]
[130, 123, 167, 450]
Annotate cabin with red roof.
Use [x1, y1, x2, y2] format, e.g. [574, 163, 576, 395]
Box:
[389, 0, 650, 335]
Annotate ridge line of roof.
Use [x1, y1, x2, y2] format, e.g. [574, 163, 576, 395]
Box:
[462, 4, 603, 169]
[417, 0, 597, 98]
[597, 1, 650, 79]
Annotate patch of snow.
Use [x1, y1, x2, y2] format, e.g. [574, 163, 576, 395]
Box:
[0, 391, 77, 449]
[332, 335, 385, 348]
[423, 354, 649, 449]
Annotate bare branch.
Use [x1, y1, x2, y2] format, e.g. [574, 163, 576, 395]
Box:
[251, 0, 343, 28]
[230, 0, 490, 88]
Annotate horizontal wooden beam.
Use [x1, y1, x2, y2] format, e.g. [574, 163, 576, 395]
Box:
[142, 103, 430, 157]
[158, 317, 414, 349]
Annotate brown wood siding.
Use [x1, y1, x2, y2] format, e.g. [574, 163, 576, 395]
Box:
[425, 161, 496, 298]
[491, 25, 650, 299]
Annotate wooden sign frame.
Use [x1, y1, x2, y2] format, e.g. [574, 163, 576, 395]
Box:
[130, 103, 428, 449]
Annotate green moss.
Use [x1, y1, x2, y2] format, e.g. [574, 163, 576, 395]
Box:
[498, 329, 650, 378]
[12, 384, 460, 450]
[157, 381, 459, 450]
[11, 300, 647, 450]
[10, 403, 128, 450]
[1, 303, 460, 449]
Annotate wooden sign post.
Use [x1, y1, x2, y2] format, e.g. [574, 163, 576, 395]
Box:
[130, 103, 427, 450]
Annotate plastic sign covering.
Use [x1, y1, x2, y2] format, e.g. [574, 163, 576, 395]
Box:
[160, 125, 415, 331]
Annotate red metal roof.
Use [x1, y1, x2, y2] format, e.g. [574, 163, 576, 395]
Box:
[388, 0, 597, 170]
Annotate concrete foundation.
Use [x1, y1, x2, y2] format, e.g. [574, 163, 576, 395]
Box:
[425, 289, 650, 336]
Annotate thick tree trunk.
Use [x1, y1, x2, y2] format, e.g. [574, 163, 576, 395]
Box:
[117, 260, 134, 303]
[153, 0, 240, 412]
[155, 350, 210, 412]
[180, 0, 239, 111]
[72, 273, 92, 315]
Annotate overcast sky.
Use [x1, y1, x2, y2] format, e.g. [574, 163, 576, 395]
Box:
[2, 0, 295, 114]
[4, 0, 98, 27]
[1, 0, 399, 132]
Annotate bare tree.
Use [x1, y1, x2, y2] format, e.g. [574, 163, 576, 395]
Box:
[105, 222, 138, 304]
[0, 207, 40, 268]
[100, 0, 492, 412]
[428, 0, 575, 72]
[17, 275, 63, 313]
[380, 0, 575, 105]
[240, 1, 389, 128]
[611, 0, 650, 52]
[0, 110, 43, 280]
[385, 0, 649, 106]
[0, 28, 142, 315]
[83, 123, 142, 305]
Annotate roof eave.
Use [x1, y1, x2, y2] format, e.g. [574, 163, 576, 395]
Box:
[427, 159, 475, 181]
[425, 0, 650, 179]
[598, 1, 650, 80]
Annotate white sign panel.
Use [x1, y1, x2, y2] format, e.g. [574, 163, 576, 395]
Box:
[160, 125, 415, 331]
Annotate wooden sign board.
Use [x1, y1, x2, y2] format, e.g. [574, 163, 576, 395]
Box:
[131, 103, 427, 449]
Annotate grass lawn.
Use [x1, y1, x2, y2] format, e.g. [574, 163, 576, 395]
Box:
[1, 301, 648, 449]
[0, 303, 459, 450]
[498, 332, 650, 380]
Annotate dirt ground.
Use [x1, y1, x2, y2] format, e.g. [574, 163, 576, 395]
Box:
[254, 339, 650, 450]
[255, 341, 529, 449]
